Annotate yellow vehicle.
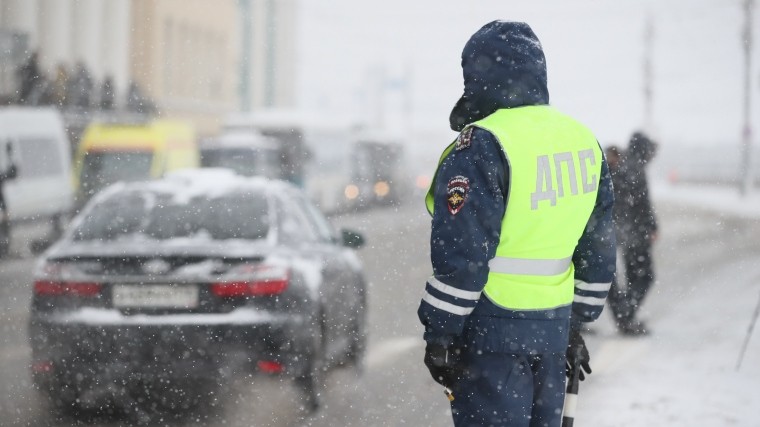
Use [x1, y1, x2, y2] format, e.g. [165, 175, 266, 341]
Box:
[74, 120, 199, 204]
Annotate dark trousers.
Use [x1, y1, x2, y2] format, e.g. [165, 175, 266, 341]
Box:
[450, 349, 565, 427]
[608, 241, 654, 324]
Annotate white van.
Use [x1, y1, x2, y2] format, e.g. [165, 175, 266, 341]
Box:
[0, 107, 74, 256]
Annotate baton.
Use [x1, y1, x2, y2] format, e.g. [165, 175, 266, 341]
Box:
[562, 349, 582, 427]
[737, 289, 760, 370]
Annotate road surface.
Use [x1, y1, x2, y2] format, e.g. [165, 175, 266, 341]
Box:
[1, 193, 758, 426]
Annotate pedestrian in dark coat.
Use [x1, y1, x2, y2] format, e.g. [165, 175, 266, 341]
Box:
[0, 142, 18, 256]
[67, 61, 94, 109]
[608, 132, 658, 335]
[16, 52, 41, 105]
[100, 75, 115, 110]
[0, 143, 18, 212]
[604, 146, 626, 228]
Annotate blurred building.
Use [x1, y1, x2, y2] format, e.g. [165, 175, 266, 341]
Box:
[131, 0, 296, 134]
[130, 0, 239, 134]
[0, 0, 132, 103]
[244, 0, 297, 111]
[0, 0, 297, 135]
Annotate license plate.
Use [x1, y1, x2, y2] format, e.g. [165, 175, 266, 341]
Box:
[112, 284, 199, 309]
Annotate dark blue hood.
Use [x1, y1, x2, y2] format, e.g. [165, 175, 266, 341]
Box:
[628, 131, 658, 163]
[449, 21, 550, 131]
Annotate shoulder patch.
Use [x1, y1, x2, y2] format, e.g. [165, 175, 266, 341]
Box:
[455, 127, 473, 151]
[446, 175, 470, 215]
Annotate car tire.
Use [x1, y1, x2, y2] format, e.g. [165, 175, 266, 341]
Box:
[295, 307, 325, 413]
[42, 384, 80, 418]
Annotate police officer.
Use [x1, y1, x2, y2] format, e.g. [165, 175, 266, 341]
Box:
[418, 21, 616, 426]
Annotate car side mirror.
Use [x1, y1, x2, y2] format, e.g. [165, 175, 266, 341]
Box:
[340, 228, 365, 249]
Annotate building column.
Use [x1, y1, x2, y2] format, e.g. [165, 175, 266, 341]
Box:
[71, 0, 103, 80]
[37, 0, 73, 73]
[98, 0, 130, 105]
[2, 0, 39, 47]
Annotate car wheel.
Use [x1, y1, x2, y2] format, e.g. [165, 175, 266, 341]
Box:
[295, 308, 325, 413]
[42, 383, 80, 418]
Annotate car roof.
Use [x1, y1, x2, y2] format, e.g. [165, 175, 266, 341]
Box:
[90, 168, 298, 205]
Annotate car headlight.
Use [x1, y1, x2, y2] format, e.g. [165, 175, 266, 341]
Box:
[345, 184, 360, 200]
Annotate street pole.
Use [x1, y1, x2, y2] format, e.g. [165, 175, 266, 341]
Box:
[739, 0, 755, 195]
[404, 61, 414, 135]
[239, 0, 252, 112]
[643, 13, 654, 134]
[374, 65, 386, 130]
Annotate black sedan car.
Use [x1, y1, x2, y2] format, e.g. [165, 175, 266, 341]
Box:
[29, 169, 367, 418]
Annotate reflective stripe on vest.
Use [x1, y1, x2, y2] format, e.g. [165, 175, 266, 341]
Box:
[425, 106, 602, 311]
[488, 256, 572, 276]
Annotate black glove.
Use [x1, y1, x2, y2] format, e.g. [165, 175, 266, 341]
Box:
[424, 342, 463, 388]
[566, 328, 592, 381]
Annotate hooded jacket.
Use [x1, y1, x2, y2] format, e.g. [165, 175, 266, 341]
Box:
[618, 131, 658, 245]
[449, 21, 549, 132]
[418, 21, 616, 353]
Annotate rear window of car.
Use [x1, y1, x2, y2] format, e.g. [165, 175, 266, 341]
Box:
[72, 189, 270, 242]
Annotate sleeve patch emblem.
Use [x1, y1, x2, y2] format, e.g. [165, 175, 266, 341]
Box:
[447, 175, 470, 214]
[455, 127, 473, 151]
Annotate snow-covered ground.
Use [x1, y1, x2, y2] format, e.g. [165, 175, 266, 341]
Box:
[653, 181, 760, 219]
[578, 182, 760, 426]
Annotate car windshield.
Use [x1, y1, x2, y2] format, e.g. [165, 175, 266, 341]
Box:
[72, 189, 270, 242]
[80, 150, 154, 195]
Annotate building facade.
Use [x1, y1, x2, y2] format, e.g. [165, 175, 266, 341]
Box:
[0, 0, 297, 135]
[130, 0, 240, 133]
[0, 0, 131, 103]
[245, 0, 297, 111]
[131, 0, 297, 134]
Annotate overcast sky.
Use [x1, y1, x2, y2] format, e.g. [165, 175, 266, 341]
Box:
[297, 0, 760, 151]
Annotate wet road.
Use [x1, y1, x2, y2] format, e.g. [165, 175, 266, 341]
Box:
[1, 197, 758, 426]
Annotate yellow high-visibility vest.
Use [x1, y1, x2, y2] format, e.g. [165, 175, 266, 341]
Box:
[426, 106, 602, 310]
